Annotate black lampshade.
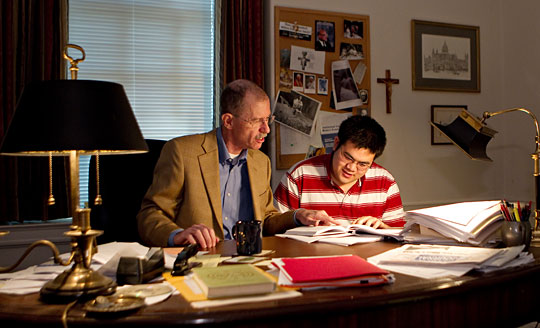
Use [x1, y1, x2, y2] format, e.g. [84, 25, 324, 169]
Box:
[0, 80, 148, 155]
[431, 110, 498, 161]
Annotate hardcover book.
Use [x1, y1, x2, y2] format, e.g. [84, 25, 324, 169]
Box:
[191, 264, 276, 299]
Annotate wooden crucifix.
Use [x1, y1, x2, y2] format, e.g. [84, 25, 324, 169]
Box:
[377, 69, 399, 113]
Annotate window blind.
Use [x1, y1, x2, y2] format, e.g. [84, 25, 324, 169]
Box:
[69, 0, 215, 206]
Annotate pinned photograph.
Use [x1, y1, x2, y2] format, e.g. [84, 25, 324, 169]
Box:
[339, 43, 364, 60]
[359, 89, 369, 104]
[279, 21, 312, 41]
[353, 62, 367, 85]
[290, 45, 325, 74]
[280, 48, 291, 68]
[273, 90, 322, 136]
[318, 77, 328, 95]
[332, 60, 362, 110]
[344, 20, 363, 39]
[279, 68, 293, 89]
[304, 74, 316, 94]
[315, 20, 335, 52]
[293, 72, 304, 92]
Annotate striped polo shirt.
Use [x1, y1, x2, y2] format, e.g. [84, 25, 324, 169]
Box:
[274, 153, 405, 227]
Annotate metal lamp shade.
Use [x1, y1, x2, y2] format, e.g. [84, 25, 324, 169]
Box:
[0, 80, 148, 155]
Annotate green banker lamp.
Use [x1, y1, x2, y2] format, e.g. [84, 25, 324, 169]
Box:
[0, 45, 148, 301]
[431, 108, 540, 247]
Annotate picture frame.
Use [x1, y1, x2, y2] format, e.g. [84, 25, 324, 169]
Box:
[412, 20, 480, 92]
[431, 105, 467, 145]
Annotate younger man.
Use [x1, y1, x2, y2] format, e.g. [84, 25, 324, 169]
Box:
[274, 115, 405, 228]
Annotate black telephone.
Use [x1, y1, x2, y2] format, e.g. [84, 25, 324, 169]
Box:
[116, 247, 165, 285]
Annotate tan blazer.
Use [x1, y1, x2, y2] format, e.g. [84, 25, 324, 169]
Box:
[137, 129, 295, 246]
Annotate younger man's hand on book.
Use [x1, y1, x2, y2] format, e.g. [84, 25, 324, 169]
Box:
[351, 216, 391, 229]
[296, 209, 340, 226]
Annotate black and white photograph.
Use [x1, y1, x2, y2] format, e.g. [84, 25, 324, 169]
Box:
[318, 77, 328, 95]
[304, 74, 316, 94]
[290, 45, 325, 74]
[273, 90, 322, 136]
[315, 20, 335, 52]
[412, 20, 480, 92]
[339, 43, 364, 60]
[359, 89, 368, 104]
[344, 19, 363, 39]
[332, 60, 362, 110]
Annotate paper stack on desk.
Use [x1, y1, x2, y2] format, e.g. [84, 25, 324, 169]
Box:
[403, 200, 503, 246]
[367, 244, 533, 279]
[271, 255, 394, 288]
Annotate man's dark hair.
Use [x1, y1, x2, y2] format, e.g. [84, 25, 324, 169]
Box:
[220, 79, 268, 117]
[336, 115, 386, 158]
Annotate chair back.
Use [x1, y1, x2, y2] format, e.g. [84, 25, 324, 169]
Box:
[88, 139, 166, 244]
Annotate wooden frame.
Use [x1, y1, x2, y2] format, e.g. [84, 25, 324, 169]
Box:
[274, 7, 370, 169]
[431, 105, 467, 145]
[412, 20, 480, 92]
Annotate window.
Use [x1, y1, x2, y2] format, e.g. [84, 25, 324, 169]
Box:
[69, 0, 216, 206]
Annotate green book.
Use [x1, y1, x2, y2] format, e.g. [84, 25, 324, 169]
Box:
[191, 264, 276, 299]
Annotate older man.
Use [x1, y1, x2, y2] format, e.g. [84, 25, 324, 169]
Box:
[137, 79, 337, 247]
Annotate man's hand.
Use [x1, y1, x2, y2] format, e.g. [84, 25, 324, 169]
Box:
[351, 216, 391, 229]
[295, 209, 339, 226]
[172, 224, 220, 248]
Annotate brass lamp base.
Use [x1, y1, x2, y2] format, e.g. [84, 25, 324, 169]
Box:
[40, 262, 116, 302]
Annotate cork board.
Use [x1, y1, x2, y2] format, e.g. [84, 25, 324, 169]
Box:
[274, 6, 370, 169]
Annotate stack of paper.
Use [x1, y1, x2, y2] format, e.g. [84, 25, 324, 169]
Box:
[271, 255, 394, 288]
[367, 244, 532, 279]
[404, 200, 503, 246]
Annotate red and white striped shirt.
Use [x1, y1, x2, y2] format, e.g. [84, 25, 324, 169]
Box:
[274, 153, 405, 227]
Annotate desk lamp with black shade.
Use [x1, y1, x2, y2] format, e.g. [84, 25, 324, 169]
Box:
[431, 108, 540, 247]
[0, 44, 148, 301]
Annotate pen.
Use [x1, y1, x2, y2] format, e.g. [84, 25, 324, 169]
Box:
[513, 205, 521, 222]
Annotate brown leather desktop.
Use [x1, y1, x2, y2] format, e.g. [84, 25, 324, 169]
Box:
[0, 237, 539, 327]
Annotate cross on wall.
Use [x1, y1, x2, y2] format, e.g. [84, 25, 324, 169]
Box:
[376, 69, 399, 114]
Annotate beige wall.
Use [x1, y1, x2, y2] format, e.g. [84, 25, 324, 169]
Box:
[265, 0, 540, 210]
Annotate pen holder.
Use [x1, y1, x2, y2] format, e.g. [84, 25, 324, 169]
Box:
[501, 221, 532, 251]
[232, 220, 262, 255]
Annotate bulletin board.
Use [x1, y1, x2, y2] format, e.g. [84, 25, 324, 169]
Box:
[274, 6, 370, 169]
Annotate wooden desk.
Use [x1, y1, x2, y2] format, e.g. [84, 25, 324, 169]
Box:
[1, 237, 539, 327]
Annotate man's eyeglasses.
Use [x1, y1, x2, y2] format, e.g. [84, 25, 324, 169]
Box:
[339, 147, 372, 170]
[235, 115, 275, 126]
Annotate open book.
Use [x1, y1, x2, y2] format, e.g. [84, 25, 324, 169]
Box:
[284, 220, 403, 240]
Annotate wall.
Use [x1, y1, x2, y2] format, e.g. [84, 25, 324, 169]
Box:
[265, 0, 540, 210]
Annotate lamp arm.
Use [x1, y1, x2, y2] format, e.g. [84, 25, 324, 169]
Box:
[482, 108, 540, 154]
[482, 107, 540, 232]
[0, 239, 73, 273]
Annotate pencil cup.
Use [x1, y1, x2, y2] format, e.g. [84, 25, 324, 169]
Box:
[501, 221, 532, 250]
[232, 220, 262, 255]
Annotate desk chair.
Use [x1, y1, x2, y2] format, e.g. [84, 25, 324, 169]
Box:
[88, 139, 166, 244]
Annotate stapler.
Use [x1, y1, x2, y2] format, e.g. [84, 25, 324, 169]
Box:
[171, 244, 201, 276]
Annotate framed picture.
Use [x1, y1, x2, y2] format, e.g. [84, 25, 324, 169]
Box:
[431, 105, 467, 145]
[412, 20, 480, 92]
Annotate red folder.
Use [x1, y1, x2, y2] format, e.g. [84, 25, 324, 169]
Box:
[280, 255, 389, 283]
